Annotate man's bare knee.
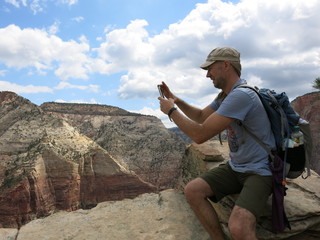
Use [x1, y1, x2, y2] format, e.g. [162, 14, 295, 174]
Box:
[184, 179, 200, 203]
[184, 178, 213, 203]
[228, 206, 257, 240]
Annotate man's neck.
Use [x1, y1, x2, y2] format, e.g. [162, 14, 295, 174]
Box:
[223, 77, 241, 95]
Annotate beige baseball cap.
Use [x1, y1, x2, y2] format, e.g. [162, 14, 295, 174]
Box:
[200, 47, 241, 76]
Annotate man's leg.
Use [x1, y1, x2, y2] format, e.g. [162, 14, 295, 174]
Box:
[184, 178, 225, 240]
[228, 173, 272, 240]
[228, 206, 257, 240]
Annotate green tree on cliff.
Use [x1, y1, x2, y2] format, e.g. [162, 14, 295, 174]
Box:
[313, 77, 320, 90]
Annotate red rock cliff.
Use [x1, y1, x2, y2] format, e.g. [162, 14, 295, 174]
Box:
[291, 91, 320, 174]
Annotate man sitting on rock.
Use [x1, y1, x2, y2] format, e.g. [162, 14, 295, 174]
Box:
[158, 47, 275, 240]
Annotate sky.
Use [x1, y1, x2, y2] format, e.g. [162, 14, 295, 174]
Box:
[0, 0, 319, 128]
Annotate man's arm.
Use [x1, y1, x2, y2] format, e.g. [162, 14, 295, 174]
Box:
[169, 109, 233, 144]
[159, 96, 233, 144]
[174, 97, 215, 124]
[159, 81, 214, 123]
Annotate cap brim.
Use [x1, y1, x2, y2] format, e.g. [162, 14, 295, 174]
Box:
[200, 60, 215, 70]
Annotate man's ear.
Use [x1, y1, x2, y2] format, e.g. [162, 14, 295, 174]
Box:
[223, 61, 231, 71]
[224, 61, 231, 68]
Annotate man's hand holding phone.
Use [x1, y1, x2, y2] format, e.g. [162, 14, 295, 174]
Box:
[157, 82, 175, 99]
[158, 82, 177, 119]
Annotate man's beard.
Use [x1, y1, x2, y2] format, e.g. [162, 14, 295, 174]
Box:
[213, 76, 226, 89]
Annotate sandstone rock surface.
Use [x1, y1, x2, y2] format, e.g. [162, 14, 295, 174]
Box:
[4, 190, 210, 240]
[179, 141, 230, 188]
[1, 175, 319, 240]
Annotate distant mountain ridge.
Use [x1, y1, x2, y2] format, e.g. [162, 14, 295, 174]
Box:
[169, 127, 193, 143]
[40, 101, 186, 190]
[41, 102, 141, 116]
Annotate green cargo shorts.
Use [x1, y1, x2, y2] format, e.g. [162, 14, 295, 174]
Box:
[200, 162, 272, 219]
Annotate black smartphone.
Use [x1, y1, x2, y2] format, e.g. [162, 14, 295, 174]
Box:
[157, 85, 164, 98]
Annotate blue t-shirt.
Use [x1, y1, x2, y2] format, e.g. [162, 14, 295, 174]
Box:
[209, 80, 275, 176]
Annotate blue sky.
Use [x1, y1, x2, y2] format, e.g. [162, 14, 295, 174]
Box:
[1, 0, 319, 127]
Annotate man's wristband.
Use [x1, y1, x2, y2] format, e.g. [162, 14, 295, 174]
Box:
[168, 107, 177, 122]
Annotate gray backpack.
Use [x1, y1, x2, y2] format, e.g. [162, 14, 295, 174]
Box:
[236, 84, 312, 179]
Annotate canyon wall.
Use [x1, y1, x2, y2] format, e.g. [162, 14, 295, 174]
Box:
[40, 102, 186, 190]
[0, 92, 157, 227]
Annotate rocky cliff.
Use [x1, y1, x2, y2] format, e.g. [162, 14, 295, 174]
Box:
[291, 91, 320, 174]
[0, 92, 157, 228]
[40, 102, 186, 190]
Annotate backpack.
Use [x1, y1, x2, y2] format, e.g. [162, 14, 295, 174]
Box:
[236, 85, 312, 180]
[236, 84, 313, 232]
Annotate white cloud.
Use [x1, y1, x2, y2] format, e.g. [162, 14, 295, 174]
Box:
[5, 0, 78, 14]
[0, 24, 93, 80]
[30, 0, 43, 14]
[0, 80, 99, 96]
[246, 74, 263, 87]
[71, 16, 84, 23]
[54, 82, 99, 92]
[58, 0, 78, 6]
[133, 106, 161, 118]
[131, 106, 175, 128]
[47, 21, 60, 35]
[0, 81, 52, 94]
[55, 98, 98, 104]
[0, 70, 7, 77]
[4, 0, 43, 14]
[4, 0, 27, 8]
[105, 0, 320, 105]
[96, 20, 153, 74]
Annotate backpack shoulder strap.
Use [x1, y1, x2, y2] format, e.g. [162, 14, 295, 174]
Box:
[235, 84, 260, 93]
[235, 84, 274, 158]
[237, 120, 274, 158]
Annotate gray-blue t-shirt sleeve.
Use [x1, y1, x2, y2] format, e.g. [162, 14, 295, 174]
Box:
[215, 90, 253, 120]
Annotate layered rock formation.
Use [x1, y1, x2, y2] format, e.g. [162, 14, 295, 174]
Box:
[0, 92, 156, 228]
[40, 102, 186, 190]
[291, 91, 320, 174]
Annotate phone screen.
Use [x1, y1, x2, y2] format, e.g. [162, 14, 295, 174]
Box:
[157, 85, 164, 98]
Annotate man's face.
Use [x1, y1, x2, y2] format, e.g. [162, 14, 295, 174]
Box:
[206, 61, 226, 89]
